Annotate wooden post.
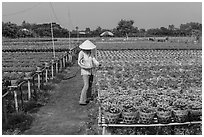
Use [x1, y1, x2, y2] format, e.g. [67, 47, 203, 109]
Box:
[56, 61, 58, 73]
[19, 85, 24, 110]
[66, 52, 69, 63]
[69, 50, 72, 63]
[65, 52, 68, 64]
[25, 72, 32, 100]
[10, 80, 18, 112]
[36, 67, 41, 89]
[63, 56, 66, 68]
[59, 59, 62, 71]
[27, 80, 31, 100]
[41, 71, 44, 89]
[38, 73, 41, 89]
[102, 126, 106, 135]
[13, 90, 18, 112]
[32, 76, 37, 101]
[65, 55, 67, 64]
[51, 60, 54, 79]
[47, 66, 50, 80]
[61, 58, 63, 70]
[59, 59, 63, 72]
[45, 62, 49, 82]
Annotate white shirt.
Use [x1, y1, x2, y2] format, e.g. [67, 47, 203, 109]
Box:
[78, 50, 99, 75]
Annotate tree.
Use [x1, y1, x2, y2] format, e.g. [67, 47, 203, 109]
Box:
[112, 28, 119, 37]
[84, 27, 91, 37]
[160, 27, 169, 36]
[132, 27, 139, 33]
[21, 20, 32, 30]
[168, 24, 175, 30]
[116, 19, 134, 38]
[92, 26, 102, 36]
[191, 29, 201, 43]
[147, 28, 159, 36]
[167, 24, 175, 36]
[17, 28, 33, 38]
[2, 22, 19, 38]
[139, 28, 146, 37]
[180, 22, 201, 31]
[85, 27, 91, 33]
[180, 22, 202, 36]
[2, 20, 202, 38]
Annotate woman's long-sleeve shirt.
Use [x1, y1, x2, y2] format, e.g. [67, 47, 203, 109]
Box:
[78, 50, 99, 75]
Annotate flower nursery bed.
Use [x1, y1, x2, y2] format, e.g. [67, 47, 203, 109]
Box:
[95, 49, 202, 135]
[95, 41, 202, 50]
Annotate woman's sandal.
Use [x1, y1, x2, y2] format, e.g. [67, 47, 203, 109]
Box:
[79, 101, 87, 105]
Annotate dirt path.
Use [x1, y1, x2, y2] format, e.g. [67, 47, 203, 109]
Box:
[23, 65, 98, 135]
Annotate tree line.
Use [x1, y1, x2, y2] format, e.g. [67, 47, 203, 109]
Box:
[2, 19, 202, 38]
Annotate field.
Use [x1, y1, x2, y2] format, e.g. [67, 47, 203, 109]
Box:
[2, 37, 202, 135]
[2, 38, 81, 133]
[2, 38, 82, 82]
[95, 41, 202, 50]
[94, 39, 202, 135]
[2, 38, 79, 52]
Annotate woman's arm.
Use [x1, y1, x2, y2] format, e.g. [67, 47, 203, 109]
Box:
[92, 57, 100, 67]
[78, 51, 91, 69]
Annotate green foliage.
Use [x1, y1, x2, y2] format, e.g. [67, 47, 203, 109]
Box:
[2, 22, 19, 38]
[2, 112, 33, 134]
[2, 20, 202, 38]
[116, 19, 135, 37]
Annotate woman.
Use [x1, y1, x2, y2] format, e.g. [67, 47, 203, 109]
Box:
[78, 40, 100, 105]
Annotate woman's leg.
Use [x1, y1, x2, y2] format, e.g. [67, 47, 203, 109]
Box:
[87, 74, 94, 100]
[79, 75, 90, 104]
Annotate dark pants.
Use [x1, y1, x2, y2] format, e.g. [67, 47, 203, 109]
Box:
[87, 74, 94, 100]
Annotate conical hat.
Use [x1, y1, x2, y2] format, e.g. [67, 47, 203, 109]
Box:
[79, 40, 96, 50]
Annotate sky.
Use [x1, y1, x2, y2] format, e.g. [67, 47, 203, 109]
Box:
[2, 1, 202, 31]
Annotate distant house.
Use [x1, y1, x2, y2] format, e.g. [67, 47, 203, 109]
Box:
[19, 28, 33, 37]
[79, 31, 86, 35]
[21, 28, 29, 32]
[100, 31, 114, 37]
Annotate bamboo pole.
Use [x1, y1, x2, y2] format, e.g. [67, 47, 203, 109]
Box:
[37, 73, 41, 89]
[19, 85, 24, 110]
[60, 59, 63, 72]
[13, 90, 18, 112]
[102, 127, 106, 135]
[67, 52, 69, 63]
[69, 51, 72, 63]
[41, 71, 44, 89]
[50, 22, 55, 58]
[51, 60, 54, 79]
[27, 80, 31, 100]
[10, 80, 19, 112]
[36, 67, 42, 89]
[65, 53, 68, 63]
[25, 72, 32, 100]
[63, 56, 66, 68]
[32, 75, 37, 101]
[45, 62, 49, 82]
[56, 61, 58, 73]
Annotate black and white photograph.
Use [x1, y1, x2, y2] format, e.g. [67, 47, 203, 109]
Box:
[1, 0, 202, 135]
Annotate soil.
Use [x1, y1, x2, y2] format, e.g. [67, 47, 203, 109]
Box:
[23, 64, 100, 135]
